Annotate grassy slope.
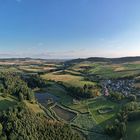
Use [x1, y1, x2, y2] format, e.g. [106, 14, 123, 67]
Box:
[24, 101, 45, 114]
[70, 61, 140, 79]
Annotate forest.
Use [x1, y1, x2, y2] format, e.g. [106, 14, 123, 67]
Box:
[0, 71, 83, 140]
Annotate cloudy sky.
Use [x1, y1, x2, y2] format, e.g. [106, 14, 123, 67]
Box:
[0, 0, 140, 58]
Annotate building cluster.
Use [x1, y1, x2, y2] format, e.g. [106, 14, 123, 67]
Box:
[102, 79, 134, 96]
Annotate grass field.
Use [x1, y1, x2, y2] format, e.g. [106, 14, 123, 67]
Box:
[71, 113, 97, 131]
[70, 100, 89, 113]
[24, 101, 45, 114]
[88, 97, 120, 127]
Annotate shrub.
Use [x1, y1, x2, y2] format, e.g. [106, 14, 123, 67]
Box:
[128, 94, 137, 101]
[124, 101, 138, 112]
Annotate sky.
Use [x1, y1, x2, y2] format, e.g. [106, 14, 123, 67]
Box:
[0, 0, 140, 58]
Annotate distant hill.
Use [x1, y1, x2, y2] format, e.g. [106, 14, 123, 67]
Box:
[0, 56, 140, 66]
[0, 58, 66, 65]
[66, 56, 140, 65]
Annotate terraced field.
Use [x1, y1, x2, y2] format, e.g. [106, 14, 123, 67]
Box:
[52, 104, 77, 121]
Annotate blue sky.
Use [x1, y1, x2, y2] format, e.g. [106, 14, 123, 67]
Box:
[0, 0, 140, 58]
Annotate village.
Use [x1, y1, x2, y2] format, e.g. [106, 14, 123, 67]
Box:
[102, 79, 135, 96]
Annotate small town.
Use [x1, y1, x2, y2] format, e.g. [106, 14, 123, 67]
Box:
[102, 79, 135, 96]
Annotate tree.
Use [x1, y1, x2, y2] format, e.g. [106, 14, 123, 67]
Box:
[0, 105, 83, 140]
[120, 122, 126, 137]
[128, 94, 137, 101]
[19, 92, 24, 102]
[0, 123, 3, 135]
[0, 135, 7, 140]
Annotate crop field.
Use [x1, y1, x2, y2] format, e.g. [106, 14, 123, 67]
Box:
[42, 71, 95, 87]
[52, 104, 77, 121]
[18, 64, 58, 73]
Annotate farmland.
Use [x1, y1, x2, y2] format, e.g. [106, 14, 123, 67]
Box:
[52, 104, 77, 121]
[36, 57, 140, 140]
[42, 70, 95, 87]
[0, 57, 140, 140]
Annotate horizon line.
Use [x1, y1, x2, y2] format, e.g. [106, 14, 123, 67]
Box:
[0, 56, 140, 60]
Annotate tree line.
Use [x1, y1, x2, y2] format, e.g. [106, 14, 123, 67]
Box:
[0, 72, 34, 102]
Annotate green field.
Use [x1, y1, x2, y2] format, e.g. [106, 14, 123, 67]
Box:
[88, 98, 120, 126]
[69, 97, 120, 132]
[70, 61, 140, 79]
